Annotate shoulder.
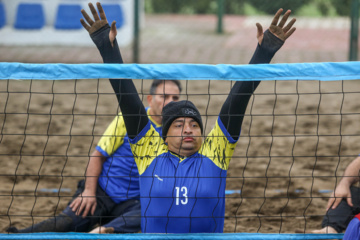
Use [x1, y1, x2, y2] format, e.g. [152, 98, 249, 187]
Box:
[206, 117, 237, 144]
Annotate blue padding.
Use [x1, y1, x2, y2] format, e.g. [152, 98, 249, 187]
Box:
[55, 4, 83, 30]
[101, 4, 124, 28]
[14, 3, 45, 29]
[0, 233, 344, 239]
[0, 3, 6, 29]
[0, 62, 360, 81]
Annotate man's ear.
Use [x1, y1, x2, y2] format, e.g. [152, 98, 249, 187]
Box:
[147, 95, 153, 106]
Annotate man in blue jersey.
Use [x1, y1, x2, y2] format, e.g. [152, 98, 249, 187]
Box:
[6, 16, 182, 234]
[81, 2, 296, 233]
[70, 80, 181, 233]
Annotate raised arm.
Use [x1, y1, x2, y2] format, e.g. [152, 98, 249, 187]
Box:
[219, 9, 296, 140]
[81, 2, 147, 138]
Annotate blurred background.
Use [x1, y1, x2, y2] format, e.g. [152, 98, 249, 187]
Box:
[0, 0, 359, 64]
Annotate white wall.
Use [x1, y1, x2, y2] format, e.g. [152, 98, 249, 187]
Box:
[0, 0, 139, 46]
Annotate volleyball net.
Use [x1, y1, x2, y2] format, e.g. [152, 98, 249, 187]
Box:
[1, 61, 359, 239]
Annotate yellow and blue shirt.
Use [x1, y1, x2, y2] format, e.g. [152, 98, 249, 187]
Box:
[96, 107, 162, 204]
[129, 116, 237, 233]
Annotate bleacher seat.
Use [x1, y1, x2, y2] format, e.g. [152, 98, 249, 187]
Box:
[55, 4, 82, 30]
[0, 2, 6, 29]
[102, 4, 124, 29]
[14, 3, 45, 29]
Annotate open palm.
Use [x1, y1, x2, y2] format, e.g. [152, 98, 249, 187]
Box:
[256, 9, 296, 45]
[80, 2, 117, 46]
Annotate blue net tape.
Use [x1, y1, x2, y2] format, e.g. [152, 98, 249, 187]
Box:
[0, 62, 360, 81]
[0, 233, 345, 240]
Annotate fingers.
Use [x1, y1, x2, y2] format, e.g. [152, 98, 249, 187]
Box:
[82, 203, 91, 218]
[270, 8, 296, 41]
[89, 2, 100, 21]
[70, 196, 86, 216]
[80, 19, 90, 32]
[278, 10, 291, 28]
[271, 8, 283, 26]
[330, 197, 342, 210]
[283, 18, 297, 39]
[70, 197, 82, 214]
[97, 2, 107, 21]
[111, 21, 117, 32]
[284, 27, 296, 40]
[283, 17, 296, 32]
[326, 195, 335, 211]
[109, 21, 118, 47]
[256, 23, 263, 45]
[81, 9, 94, 26]
[80, 200, 97, 217]
[256, 23, 263, 38]
[91, 202, 97, 215]
[347, 193, 354, 207]
[77, 200, 86, 217]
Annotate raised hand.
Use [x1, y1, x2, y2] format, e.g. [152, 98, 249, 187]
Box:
[256, 8, 296, 45]
[80, 2, 117, 46]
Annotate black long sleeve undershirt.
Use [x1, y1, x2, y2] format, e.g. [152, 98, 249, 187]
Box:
[91, 25, 148, 138]
[219, 30, 283, 140]
[92, 27, 283, 141]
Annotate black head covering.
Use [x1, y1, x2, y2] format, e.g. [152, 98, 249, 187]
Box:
[162, 100, 203, 139]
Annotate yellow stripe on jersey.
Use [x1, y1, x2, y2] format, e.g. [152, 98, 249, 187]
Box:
[97, 114, 127, 156]
[131, 124, 168, 175]
[199, 119, 237, 170]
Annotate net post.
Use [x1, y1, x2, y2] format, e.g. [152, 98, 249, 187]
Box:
[349, 0, 359, 61]
[133, 0, 140, 63]
[216, 0, 224, 34]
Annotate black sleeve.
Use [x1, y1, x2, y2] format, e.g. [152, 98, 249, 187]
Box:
[219, 30, 284, 141]
[90, 25, 148, 138]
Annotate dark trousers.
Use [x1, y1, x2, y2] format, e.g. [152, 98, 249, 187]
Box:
[322, 186, 360, 233]
[10, 180, 141, 233]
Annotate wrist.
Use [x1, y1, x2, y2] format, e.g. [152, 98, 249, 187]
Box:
[91, 25, 122, 64]
[82, 188, 96, 196]
[90, 24, 110, 39]
[339, 178, 353, 188]
[84, 180, 98, 195]
[260, 30, 284, 55]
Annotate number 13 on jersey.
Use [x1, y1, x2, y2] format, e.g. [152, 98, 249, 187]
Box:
[175, 186, 188, 205]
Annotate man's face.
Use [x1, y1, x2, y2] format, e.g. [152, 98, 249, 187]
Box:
[165, 117, 202, 156]
[147, 81, 180, 120]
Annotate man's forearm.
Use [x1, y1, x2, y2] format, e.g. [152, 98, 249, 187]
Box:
[84, 150, 106, 194]
[90, 25, 148, 138]
[340, 156, 360, 186]
[219, 30, 284, 140]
